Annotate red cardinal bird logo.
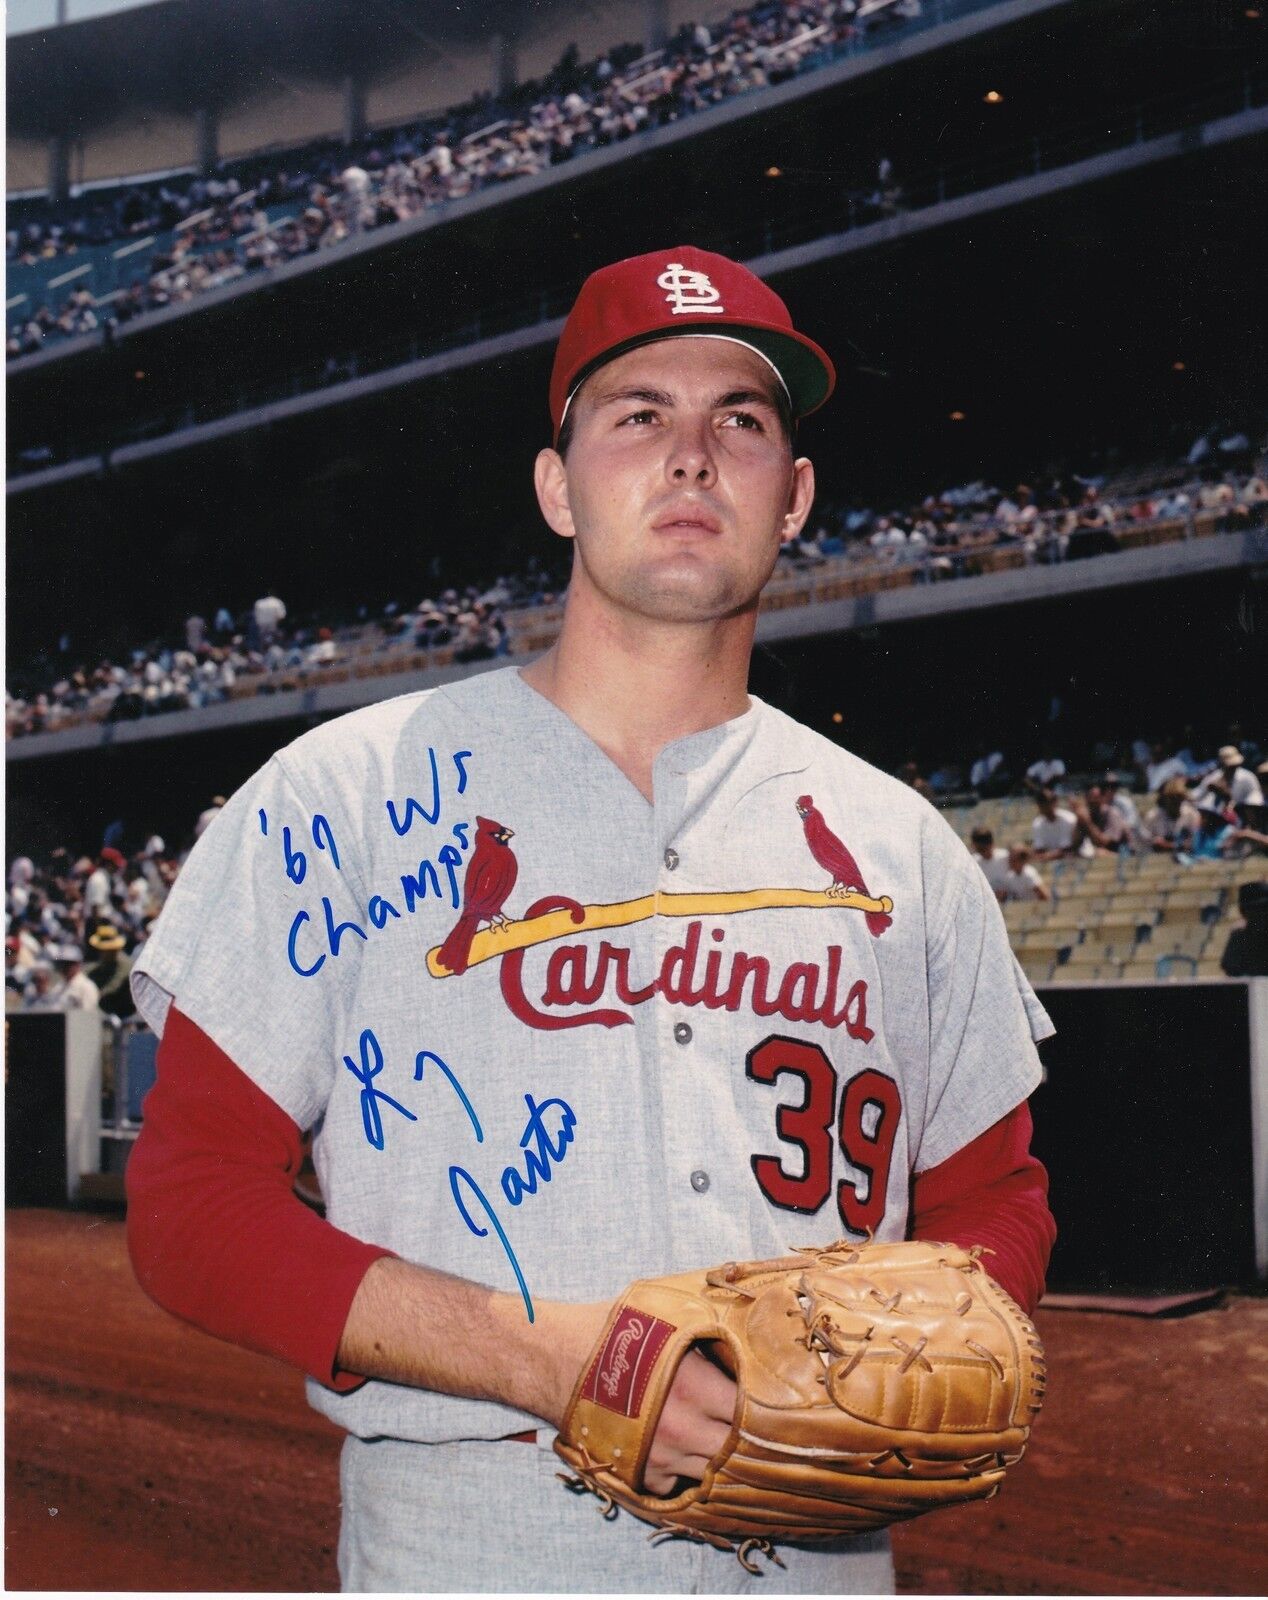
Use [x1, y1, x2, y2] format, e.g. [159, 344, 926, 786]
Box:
[796, 795, 891, 938]
[436, 816, 519, 976]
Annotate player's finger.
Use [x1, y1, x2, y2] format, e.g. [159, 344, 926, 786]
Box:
[647, 1413, 732, 1481]
[687, 1357, 739, 1422]
[689, 1416, 733, 1462]
[643, 1444, 724, 1494]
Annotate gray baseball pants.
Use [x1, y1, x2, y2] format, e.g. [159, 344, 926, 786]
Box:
[338, 1430, 896, 1593]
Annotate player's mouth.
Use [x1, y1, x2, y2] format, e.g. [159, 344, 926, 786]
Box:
[651, 504, 723, 536]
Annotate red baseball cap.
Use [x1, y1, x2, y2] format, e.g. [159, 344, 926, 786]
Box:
[549, 245, 835, 442]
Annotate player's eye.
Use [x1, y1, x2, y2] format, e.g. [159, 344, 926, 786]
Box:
[720, 410, 764, 431]
[618, 408, 658, 427]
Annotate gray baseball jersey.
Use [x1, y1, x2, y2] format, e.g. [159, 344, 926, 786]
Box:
[132, 663, 1051, 1458]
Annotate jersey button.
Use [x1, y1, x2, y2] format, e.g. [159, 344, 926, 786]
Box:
[673, 1021, 693, 1045]
[663, 847, 680, 871]
[690, 1169, 710, 1194]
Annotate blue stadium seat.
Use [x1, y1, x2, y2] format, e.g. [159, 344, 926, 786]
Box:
[123, 1028, 160, 1123]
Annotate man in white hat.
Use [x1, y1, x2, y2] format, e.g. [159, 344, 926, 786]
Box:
[51, 945, 101, 1010]
[21, 961, 62, 1011]
[1192, 745, 1264, 817]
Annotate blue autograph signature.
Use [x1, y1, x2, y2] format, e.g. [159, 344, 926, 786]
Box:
[450, 1094, 577, 1322]
[343, 1027, 416, 1149]
[263, 747, 475, 979]
[342, 1026, 575, 1321]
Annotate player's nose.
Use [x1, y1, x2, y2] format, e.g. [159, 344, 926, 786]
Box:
[664, 412, 718, 487]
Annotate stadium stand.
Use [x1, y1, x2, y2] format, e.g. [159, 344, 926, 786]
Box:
[943, 798, 1268, 985]
[8, 0, 935, 356]
[7, 444, 1265, 741]
[10, 2, 1264, 372]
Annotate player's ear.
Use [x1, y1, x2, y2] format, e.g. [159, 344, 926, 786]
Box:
[779, 456, 816, 546]
[534, 448, 576, 541]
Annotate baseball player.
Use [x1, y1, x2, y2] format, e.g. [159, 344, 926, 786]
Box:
[127, 246, 1056, 1592]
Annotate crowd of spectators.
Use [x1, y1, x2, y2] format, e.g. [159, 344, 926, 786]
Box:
[906, 722, 1268, 812]
[5, 793, 237, 1017]
[909, 730, 1268, 910]
[777, 455, 1268, 579]
[8, 439, 1265, 740]
[9, 0, 923, 357]
[6, 560, 567, 740]
[7, 841, 165, 1015]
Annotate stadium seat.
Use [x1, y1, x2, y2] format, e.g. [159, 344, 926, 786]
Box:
[1013, 923, 1070, 948]
[1151, 926, 1211, 959]
[1054, 880, 1108, 903]
[1134, 855, 1185, 878]
[122, 1029, 159, 1122]
[1040, 906, 1089, 935]
[1078, 856, 1123, 878]
[1095, 907, 1160, 934]
[1158, 893, 1221, 925]
[1048, 958, 1121, 984]
[1179, 861, 1228, 885]
[1080, 939, 1141, 965]
[1104, 890, 1167, 914]
[1052, 901, 1110, 928]
[1014, 941, 1070, 971]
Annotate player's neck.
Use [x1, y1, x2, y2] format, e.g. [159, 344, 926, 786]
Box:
[521, 610, 753, 802]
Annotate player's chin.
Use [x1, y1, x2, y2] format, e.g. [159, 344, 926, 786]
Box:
[628, 569, 760, 623]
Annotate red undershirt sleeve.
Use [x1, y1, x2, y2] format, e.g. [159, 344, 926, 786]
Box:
[908, 1100, 1055, 1315]
[125, 1004, 394, 1390]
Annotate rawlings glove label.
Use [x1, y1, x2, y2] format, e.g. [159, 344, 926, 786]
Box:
[582, 1307, 675, 1417]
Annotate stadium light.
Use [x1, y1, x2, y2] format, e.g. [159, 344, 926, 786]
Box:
[949, 410, 966, 421]
[765, 166, 782, 178]
[831, 712, 844, 724]
[983, 89, 1004, 104]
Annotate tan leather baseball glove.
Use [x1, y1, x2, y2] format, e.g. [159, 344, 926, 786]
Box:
[554, 1238, 1046, 1572]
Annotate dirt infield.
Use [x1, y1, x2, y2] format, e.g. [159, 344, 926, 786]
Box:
[6, 1209, 1268, 1594]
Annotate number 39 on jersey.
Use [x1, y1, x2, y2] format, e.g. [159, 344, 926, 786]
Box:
[746, 1034, 901, 1234]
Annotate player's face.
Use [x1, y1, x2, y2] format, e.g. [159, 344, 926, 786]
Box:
[535, 339, 815, 626]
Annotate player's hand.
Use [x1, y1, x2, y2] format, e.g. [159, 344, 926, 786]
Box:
[545, 1305, 736, 1489]
[641, 1345, 737, 1494]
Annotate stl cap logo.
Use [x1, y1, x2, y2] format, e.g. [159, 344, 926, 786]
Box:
[657, 261, 725, 316]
